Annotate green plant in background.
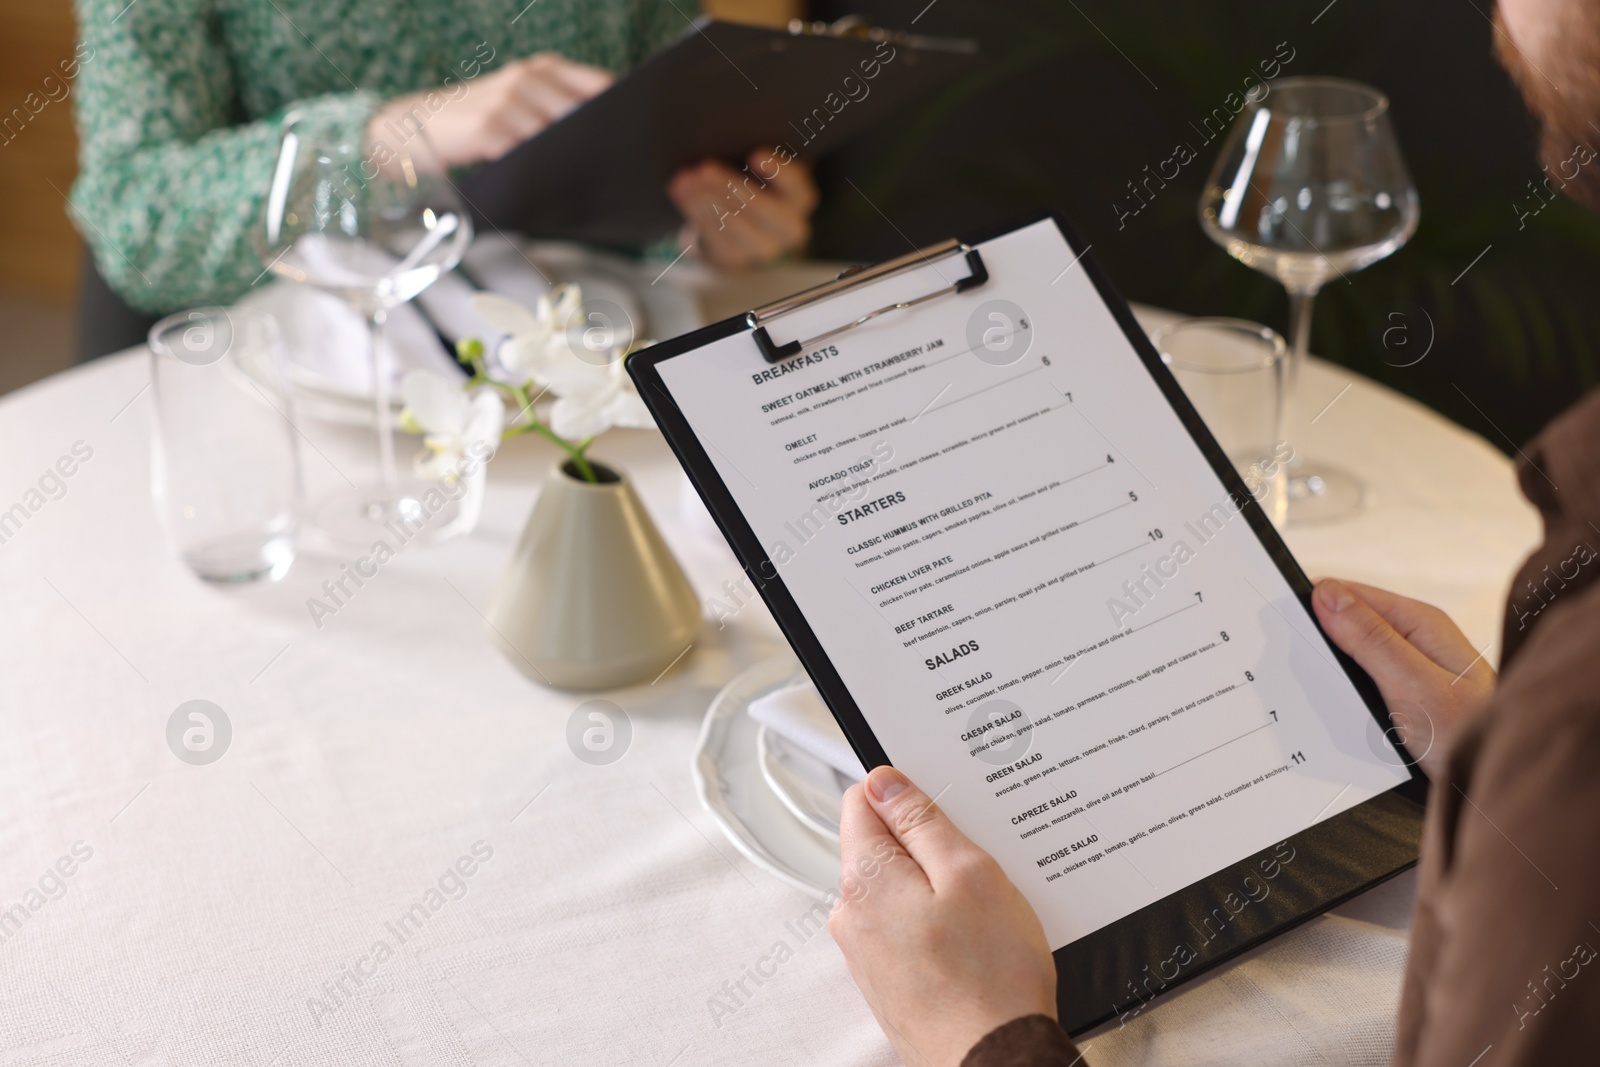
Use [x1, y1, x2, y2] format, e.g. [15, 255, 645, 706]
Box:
[811, 0, 1600, 449]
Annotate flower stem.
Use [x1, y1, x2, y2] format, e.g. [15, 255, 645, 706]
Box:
[420, 354, 606, 483]
[569, 437, 600, 483]
[567, 449, 599, 483]
[494, 383, 600, 482]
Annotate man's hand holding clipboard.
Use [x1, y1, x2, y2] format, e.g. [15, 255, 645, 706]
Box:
[628, 214, 1427, 1034]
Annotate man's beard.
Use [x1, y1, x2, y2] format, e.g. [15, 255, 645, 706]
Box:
[1496, 4, 1600, 211]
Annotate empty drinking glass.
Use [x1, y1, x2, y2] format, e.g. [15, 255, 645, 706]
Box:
[149, 307, 301, 581]
[1151, 317, 1290, 528]
[1200, 76, 1418, 523]
[255, 110, 472, 548]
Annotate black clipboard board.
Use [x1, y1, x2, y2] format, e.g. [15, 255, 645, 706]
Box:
[628, 213, 1427, 1035]
[456, 19, 979, 248]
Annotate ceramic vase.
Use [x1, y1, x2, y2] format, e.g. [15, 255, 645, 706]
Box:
[485, 459, 701, 690]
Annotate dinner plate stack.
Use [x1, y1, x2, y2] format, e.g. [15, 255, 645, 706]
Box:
[692, 653, 866, 900]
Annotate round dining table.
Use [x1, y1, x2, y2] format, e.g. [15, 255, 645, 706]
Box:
[0, 259, 1538, 1067]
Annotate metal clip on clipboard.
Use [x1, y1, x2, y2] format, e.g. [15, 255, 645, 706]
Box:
[746, 239, 989, 364]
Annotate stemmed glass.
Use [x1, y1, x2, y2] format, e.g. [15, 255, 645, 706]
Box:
[1200, 77, 1418, 523]
[255, 112, 473, 547]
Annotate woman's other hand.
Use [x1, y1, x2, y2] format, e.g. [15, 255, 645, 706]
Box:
[668, 148, 818, 268]
[1312, 578, 1496, 778]
[370, 53, 614, 168]
[831, 765, 1057, 1067]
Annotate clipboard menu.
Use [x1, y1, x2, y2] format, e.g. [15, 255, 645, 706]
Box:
[629, 216, 1425, 1031]
[457, 19, 980, 247]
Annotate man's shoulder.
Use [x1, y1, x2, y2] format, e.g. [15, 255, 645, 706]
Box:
[1477, 579, 1600, 779]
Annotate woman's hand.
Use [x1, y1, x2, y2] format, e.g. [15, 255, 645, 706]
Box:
[370, 53, 614, 168]
[668, 148, 818, 268]
[1312, 578, 1497, 778]
[375, 59, 815, 269]
[831, 765, 1057, 1067]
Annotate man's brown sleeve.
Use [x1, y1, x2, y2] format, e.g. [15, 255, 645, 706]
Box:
[961, 1015, 1083, 1067]
[1392, 583, 1600, 1066]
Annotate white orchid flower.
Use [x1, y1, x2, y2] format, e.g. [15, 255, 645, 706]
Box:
[399, 370, 504, 479]
[470, 288, 655, 440]
[471, 286, 583, 384]
[542, 357, 656, 440]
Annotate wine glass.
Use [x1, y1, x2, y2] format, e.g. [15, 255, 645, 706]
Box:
[1200, 76, 1418, 523]
[255, 111, 473, 548]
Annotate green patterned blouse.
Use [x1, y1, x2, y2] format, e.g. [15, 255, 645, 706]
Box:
[70, 0, 685, 313]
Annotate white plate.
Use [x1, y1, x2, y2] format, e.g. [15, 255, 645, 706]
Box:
[242, 239, 705, 427]
[516, 239, 703, 348]
[693, 654, 841, 900]
[756, 725, 851, 842]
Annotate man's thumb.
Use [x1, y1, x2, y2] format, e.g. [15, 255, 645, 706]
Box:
[1313, 579, 1441, 698]
[862, 766, 972, 876]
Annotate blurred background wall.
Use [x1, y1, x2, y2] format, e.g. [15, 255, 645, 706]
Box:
[2, 0, 1595, 453]
[0, 0, 80, 395]
[808, 0, 1600, 452]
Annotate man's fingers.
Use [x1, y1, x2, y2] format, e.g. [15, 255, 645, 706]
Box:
[1314, 579, 1450, 696]
[1314, 577, 1486, 678]
[861, 766, 976, 884]
[1336, 580, 1484, 672]
[838, 781, 929, 894]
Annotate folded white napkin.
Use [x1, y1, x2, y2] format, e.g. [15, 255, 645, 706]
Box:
[463, 233, 645, 353]
[462, 231, 556, 310]
[239, 282, 464, 397]
[241, 233, 673, 406]
[748, 681, 866, 781]
[289, 232, 404, 288]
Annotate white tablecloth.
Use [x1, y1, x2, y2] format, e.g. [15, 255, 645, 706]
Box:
[0, 266, 1538, 1066]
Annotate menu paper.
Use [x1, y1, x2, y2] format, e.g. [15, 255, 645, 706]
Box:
[657, 220, 1410, 947]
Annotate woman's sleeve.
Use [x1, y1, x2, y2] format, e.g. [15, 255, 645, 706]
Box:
[69, 0, 377, 313]
[629, 0, 692, 66]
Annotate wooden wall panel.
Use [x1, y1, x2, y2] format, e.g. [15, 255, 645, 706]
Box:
[0, 1, 82, 304]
